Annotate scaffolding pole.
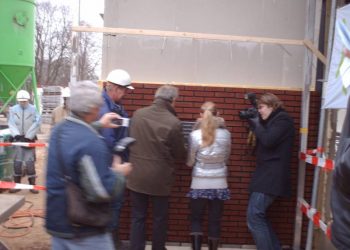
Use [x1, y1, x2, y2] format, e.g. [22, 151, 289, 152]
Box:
[293, 0, 316, 249]
[305, 0, 337, 249]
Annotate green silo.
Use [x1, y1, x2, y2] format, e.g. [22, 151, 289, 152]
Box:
[0, 0, 38, 112]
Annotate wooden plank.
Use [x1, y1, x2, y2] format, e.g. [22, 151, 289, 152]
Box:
[72, 26, 304, 46]
[303, 39, 327, 65]
[72, 26, 326, 66]
[129, 81, 315, 91]
[0, 194, 25, 223]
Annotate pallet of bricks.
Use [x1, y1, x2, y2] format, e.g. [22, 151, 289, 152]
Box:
[41, 86, 62, 124]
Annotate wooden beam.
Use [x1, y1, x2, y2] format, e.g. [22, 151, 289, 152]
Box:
[72, 26, 304, 46]
[303, 39, 327, 65]
[127, 81, 315, 91]
[72, 25, 327, 66]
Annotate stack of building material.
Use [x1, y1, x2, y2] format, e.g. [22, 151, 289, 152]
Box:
[41, 86, 62, 124]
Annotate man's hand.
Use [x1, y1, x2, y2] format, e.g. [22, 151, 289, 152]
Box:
[14, 135, 24, 142]
[23, 137, 34, 142]
[112, 155, 132, 176]
[99, 112, 121, 128]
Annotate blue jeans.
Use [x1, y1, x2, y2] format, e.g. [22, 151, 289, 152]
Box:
[247, 192, 281, 250]
[52, 233, 114, 250]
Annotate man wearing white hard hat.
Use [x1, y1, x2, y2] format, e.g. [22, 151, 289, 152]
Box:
[99, 69, 133, 249]
[51, 87, 70, 126]
[8, 90, 41, 193]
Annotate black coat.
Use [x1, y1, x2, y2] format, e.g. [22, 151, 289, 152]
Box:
[331, 97, 350, 249]
[249, 108, 295, 197]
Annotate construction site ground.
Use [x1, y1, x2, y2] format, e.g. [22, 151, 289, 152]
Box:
[0, 122, 256, 250]
[0, 123, 51, 250]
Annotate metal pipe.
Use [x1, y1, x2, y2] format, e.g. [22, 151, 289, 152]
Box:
[31, 68, 40, 112]
[305, 0, 337, 249]
[293, 0, 316, 248]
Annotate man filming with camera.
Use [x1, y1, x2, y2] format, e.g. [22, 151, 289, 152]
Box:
[240, 93, 295, 250]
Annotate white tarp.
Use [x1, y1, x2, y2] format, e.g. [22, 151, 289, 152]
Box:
[323, 4, 350, 109]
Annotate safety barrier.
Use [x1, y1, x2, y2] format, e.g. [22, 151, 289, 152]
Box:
[0, 142, 47, 148]
[299, 148, 334, 243]
[299, 152, 334, 171]
[299, 199, 331, 239]
[0, 181, 46, 191]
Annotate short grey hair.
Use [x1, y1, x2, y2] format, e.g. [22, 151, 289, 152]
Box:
[69, 81, 103, 114]
[154, 84, 179, 102]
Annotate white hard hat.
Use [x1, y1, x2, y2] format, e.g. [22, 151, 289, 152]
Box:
[16, 90, 30, 101]
[106, 69, 134, 89]
[62, 87, 70, 98]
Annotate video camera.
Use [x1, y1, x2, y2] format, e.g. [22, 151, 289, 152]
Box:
[238, 93, 258, 120]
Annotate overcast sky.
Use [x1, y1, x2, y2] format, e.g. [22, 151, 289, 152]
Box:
[37, 0, 104, 26]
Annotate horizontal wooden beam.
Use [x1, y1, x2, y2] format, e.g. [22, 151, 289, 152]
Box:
[72, 26, 304, 46]
[72, 25, 327, 66]
[123, 80, 314, 91]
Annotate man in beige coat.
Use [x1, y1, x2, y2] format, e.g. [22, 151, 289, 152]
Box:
[51, 87, 70, 126]
[127, 85, 186, 250]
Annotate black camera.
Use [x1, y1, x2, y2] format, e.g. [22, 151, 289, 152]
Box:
[238, 93, 258, 120]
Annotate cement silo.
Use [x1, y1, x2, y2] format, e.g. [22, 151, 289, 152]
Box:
[0, 0, 38, 113]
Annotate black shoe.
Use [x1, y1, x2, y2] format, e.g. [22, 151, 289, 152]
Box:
[9, 189, 20, 193]
[115, 240, 129, 250]
[30, 189, 39, 194]
[191, 234, 202, 250]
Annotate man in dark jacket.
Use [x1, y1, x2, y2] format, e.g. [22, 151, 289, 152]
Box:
[127, 85, 186, 250]
[99, 69, 134, 249]
[246, 93, 295, 250]
[331, 49, 350, 250]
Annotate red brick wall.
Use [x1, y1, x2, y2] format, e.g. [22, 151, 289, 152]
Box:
[119, 83, 320, 246]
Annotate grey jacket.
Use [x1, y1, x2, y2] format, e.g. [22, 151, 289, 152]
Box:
[187, 122, 231, 189]
[8, 104, 41, 140]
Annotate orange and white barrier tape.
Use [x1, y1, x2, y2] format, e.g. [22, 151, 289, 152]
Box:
[0, 142, 47, 148]
[300, 199, 331, 239]
[299, 152, 334, 171]
[306, 147, 324, 155]
[0, 181, 46, 191]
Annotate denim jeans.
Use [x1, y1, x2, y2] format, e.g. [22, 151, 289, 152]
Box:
[190, 198, 224, 239]
[247, 192, 281, 250]
[109, 186, 125, 230]
[52, 233, 114, 250]
[129, 190, 169, 250]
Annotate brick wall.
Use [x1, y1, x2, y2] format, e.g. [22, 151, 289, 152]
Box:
[118, 83, 321, 246]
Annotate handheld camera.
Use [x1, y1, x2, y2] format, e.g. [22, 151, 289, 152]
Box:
[112, 117, 130, 127]
[238, 93, 258, 120]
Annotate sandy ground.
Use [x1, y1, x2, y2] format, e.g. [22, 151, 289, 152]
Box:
[0, 124, 51, 250]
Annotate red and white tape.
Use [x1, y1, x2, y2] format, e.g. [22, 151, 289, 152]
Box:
[306, 147, 324, 155]
[0, 142, 47, 148]
[299, 152, 334, 171]
[300, 199, 331, 239]
[0, 181, 46, 191]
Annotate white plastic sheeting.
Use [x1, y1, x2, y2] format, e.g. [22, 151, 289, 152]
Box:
[102, 0, 308, 88]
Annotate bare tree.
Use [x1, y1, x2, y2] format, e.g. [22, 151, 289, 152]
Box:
[35, 2, 99, 86]
[78, 21, 100, 81]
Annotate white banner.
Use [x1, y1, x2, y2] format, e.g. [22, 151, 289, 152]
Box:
[323, 4, 350, 109]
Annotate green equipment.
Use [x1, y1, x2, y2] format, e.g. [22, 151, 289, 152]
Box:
[0, 0, 39, 114]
